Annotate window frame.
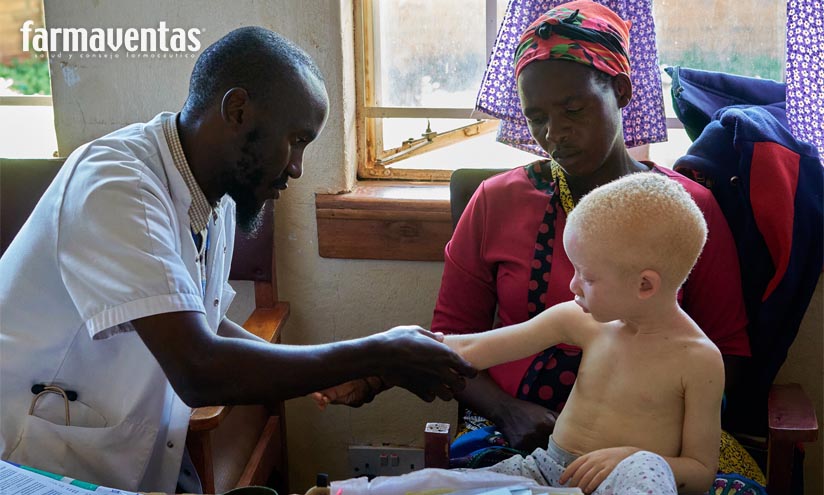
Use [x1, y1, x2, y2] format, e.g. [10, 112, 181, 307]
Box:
[354, 0, 788, 180]
[354, 0, 500, 181]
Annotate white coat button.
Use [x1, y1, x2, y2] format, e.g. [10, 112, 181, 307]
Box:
[213, 299, 219, 307]
[167, 441, 174, 448]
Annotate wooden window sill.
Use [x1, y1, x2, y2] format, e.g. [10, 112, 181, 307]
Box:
[315, 182, 452, 261]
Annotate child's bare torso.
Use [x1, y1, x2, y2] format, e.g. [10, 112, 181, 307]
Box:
[551, 320, 712, 458]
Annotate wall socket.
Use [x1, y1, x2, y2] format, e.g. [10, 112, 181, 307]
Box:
[348, 445, 425, 478]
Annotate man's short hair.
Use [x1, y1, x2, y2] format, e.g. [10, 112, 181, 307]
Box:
[566, 172, 708, 289]
[183, 26, 324, 117]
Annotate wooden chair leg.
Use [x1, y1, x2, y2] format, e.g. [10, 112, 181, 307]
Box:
[765, 439, 794, 495]
[186, 429, 215, 494]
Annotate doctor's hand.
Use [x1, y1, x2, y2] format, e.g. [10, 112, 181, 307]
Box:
[311, 376, 386, 410]
[371, 325, 477, 403]
[560, 446, 640, 494]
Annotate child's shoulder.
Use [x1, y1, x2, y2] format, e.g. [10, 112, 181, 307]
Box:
[678, 327, 725, 382]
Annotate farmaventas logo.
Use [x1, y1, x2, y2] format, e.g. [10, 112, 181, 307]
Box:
[20, 21, 202, 53]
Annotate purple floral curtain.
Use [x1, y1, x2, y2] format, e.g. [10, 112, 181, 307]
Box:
[786, 0, 823, 159]
[476, 0, 667, 156]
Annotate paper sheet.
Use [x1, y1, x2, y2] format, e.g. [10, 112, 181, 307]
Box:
[0, 461, 138, 495]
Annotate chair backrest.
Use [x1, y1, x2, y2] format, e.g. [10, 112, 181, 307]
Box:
[231, 201, 279, 307]
[0, 158, 65, 255]
[449, 168, 509, 229]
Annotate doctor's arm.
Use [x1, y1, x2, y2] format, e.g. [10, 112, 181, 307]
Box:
[132, 311, 476, 409]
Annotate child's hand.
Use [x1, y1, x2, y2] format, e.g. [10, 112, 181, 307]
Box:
[310, 376, 387, 411]
[560, 446, 639, 493]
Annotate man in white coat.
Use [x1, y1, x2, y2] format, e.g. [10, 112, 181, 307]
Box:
[0, 26, 475, 493]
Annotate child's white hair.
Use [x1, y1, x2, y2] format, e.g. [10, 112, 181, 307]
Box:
[566, 172, 708, 289]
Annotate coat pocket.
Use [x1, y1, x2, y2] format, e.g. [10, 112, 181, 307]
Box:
[8, 412, 158, 491]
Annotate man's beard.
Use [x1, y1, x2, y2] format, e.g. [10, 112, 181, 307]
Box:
[234, 197, 265, 236]
[226, 135, 266, 235]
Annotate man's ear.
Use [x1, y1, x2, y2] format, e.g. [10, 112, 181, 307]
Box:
[612, 73, 633, 109]
[220, 87, 250, 128]
[637, 269, 660, 300]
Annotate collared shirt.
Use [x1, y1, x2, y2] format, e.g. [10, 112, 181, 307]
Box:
[161, 113, 212, 234]
[0, 112, 237, 493]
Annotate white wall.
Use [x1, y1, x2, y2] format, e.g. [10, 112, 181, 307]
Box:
[43, 1, 822, 492]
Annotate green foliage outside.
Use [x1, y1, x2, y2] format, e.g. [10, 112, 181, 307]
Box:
[0, 57, 51, 95]
[661, 46, 783, 83]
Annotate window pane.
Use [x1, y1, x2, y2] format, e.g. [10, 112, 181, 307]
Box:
[390, 130, 537, 171]
[0, 104, 57, 158]
[1, 52, 57, 158]
[654, 0, 787, 82]
[374, 0, 487, 108]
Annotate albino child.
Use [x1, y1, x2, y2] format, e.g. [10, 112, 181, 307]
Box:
[316, 173, 724, 495]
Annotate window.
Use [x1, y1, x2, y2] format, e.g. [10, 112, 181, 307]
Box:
[354, 0, 536, 180]
[0, 1, 58, 159]
[647, 0, 787, 167]
[355, 0, 789, 180]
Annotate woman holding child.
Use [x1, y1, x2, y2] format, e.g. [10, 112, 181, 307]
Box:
[317, 1, 756, 491]
[431, 0, 751, 471]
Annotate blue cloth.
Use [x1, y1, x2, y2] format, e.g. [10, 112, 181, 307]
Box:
[450, 426, 506, 459]
[666, 66, 787, 140]
[674, 103, 823, 431]
[712, 473, 767, 495]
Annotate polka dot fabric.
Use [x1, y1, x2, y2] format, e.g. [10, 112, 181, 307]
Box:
[488, 447, 678, 493]
[476, 0, 667, 156]
[786, 0, 824, 159]
[515, 160, 582, 413]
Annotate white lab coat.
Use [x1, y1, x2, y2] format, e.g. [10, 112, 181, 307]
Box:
[0, 113, 237, 492]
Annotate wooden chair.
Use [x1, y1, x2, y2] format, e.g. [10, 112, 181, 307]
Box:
[186, 199, 290, 494]
[0, 158, 290, 494]
[424, 167, 819, 495]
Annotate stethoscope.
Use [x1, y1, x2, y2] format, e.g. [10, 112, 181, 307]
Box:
[29, 384, 78, 426]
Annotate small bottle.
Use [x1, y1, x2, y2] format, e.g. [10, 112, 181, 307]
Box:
[304, 472, 330, 495]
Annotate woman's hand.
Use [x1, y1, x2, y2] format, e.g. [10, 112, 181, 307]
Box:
[560, 446, 639, 493]
[496, 399, 558, 452]
[310, 376, 386, 410]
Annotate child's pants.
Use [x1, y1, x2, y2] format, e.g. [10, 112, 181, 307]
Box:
[485, 436, 678, 494]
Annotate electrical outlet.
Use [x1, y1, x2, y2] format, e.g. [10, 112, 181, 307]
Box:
[348, 445, 425, 478]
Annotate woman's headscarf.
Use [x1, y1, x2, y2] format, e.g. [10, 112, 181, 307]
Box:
[513, 1, 632, 79]
[475, 0, 667, 153]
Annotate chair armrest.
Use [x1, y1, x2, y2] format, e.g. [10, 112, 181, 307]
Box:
[242, 302, 290, 344]
[189, 302, 290, 432]
[424, 422, 451, 469]
[768, 383, 818, 442]
[766, 383, 818, 495]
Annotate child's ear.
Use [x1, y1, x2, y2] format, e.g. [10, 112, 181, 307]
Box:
[637, 269, 661, 300]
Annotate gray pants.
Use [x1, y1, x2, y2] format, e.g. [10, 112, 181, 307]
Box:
[486, 436, 678, 494]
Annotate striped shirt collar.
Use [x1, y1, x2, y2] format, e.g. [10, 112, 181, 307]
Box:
[161, 113, 212, 233]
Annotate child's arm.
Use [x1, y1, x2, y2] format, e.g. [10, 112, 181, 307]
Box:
[662, 343, 725, 494]
[444, 301, 589, 370]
